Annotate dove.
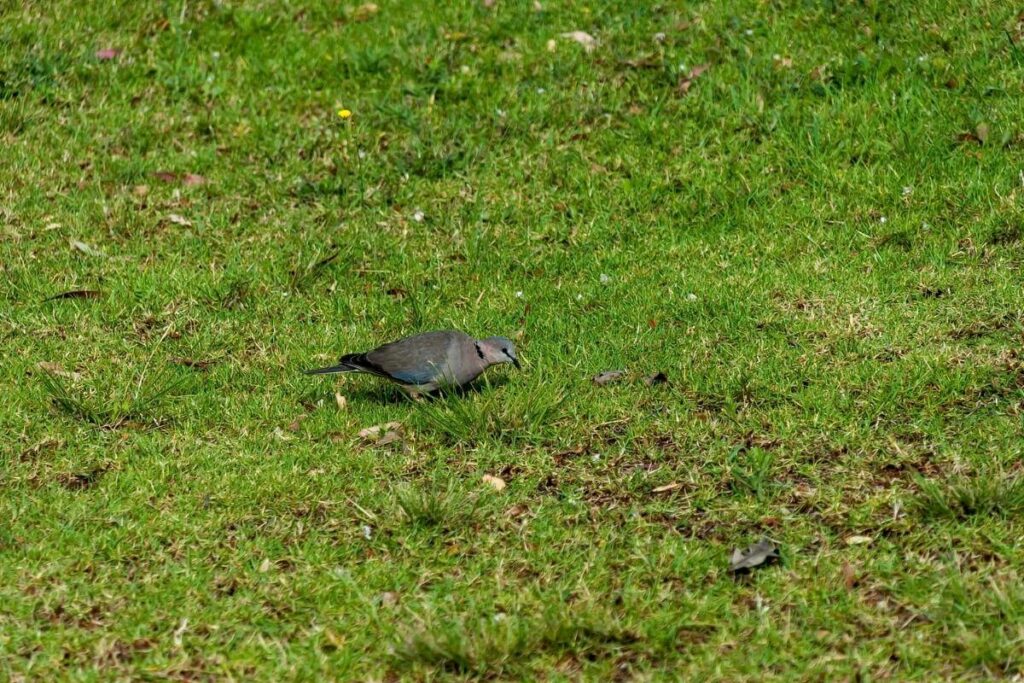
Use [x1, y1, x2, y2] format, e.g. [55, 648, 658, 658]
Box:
[305, 330, 520, 396]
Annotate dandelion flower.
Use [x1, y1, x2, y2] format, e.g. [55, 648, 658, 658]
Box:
[338, 108, 353, 119]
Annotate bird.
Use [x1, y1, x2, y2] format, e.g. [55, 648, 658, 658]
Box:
[305, 329, 521, 396]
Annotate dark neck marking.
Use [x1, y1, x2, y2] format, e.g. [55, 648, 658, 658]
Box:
[475, 342, 486, 360]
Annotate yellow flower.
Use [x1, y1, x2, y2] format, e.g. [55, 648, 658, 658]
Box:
[337, 108, 352, 119]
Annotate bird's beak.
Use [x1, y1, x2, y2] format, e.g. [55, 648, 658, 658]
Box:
[512, 357, 521, 370]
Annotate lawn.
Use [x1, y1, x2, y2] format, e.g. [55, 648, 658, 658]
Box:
[2, 0, 1024, 679]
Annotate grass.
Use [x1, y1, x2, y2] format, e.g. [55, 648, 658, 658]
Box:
[2, 0, 1024, 679]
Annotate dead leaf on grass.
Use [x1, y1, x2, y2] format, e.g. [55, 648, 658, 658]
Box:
[677, 63, 710, 96]
[351, 3, 379, 21]
[171, 357, 216, 371]
[36, 361, 83, 381]
[644, 372, 669, 386]
[482, 474, 507, 491]
[592, 369, 626, 386]
[729, 538, 780, 574]
[560, 31, 597, 53]
[335, 392, 347, 410]
[166, 214, 192, 227]
[358, 422, 401, 440]
[133, 184, 150, 197]
[844, 535, 873, 546]
[183, 174, 206, 186]
[71, 240, 105, 258]
[95, 48, 121, 60]
[45, 289, 102, 301]
[651, 482, 681, 494]
[842, 561, 858, 590]
[358, 422, 402, 446]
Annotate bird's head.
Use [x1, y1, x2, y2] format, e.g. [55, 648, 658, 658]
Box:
[478, 336, 521, 369]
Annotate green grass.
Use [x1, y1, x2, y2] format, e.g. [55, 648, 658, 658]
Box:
[2, 0, 1024, 679]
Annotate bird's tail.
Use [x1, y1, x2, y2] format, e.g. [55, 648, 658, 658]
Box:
[304, 353, 373, 376]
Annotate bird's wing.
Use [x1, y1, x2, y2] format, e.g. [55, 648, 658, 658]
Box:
[364, 330, 469, 386]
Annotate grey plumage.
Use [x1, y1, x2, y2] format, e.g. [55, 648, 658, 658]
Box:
[306, 329, 520, 394]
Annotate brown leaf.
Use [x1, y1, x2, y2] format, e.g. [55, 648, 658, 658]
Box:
[132, 184, 150, 197]
[560, 31, 598, 53]
[95, 48, 121, 60]
[505, 504, 529, 518]
[841, 561, 858, 590]
[45, 289, 102, 301]
[36, 361, 83, 381]
[357, 422, 401, 440]
[844, 534, 873, 546]
[592, 369, 626, 385]
[651, 482, 681, 493]
[376, 430, 402, 447]
[334, 392, 347, 410]
[358, 422, 402, 447]
[152, 171, 181, 183]
[677, 63, 710, 96]
[644, 372, 669, 386]
[482, 474, 507, 491]
[172, 357, 215, 371]
[183, 174, 206, 187]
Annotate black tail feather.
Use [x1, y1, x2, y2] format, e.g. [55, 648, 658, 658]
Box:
[305, 353, 380, 377]
[304, 364, 357, 375]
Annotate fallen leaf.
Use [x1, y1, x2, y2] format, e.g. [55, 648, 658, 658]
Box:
[258, 558, 273, 573]
[152, 171, 181, 183]
[845, 535, 873, 546]
[560, 31, 598, 53]
[376, 430, 402, 447]
[334, 392, 347, 410]
[841, 561, 857, 590]
[183, 174, 207, 187]
[644, 371, 669, 386]
[482, 0, 496, 7]
[286, 415, 307, 432]
[975, 122, 990, 145]
[323, 629, 346, 650]
[621, 54, 661, 69]
[729, 538, 780, 574]
[772, 54, 793, 69]
[171, 357, 215, 371]
[651, 482, 681, 493]
[482, 474, 507, 491]
[677, 63, 710, 96]
[71, 240, 105, 258]
[95, 48, 121, 60]
[505, 504, 528, 518]
[592, 370, 626, 385]
[133, 184, 150, 197]
[352, 2, 379, 21]
[166, 214, 192, 227]
[36, 361, 83, 381]
[45, 289, 102, 301]
[358, 422, 401, 440]
[377, 591, 399, 607]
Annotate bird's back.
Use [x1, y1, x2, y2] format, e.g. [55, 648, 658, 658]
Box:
[367, 330, 480, 388]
